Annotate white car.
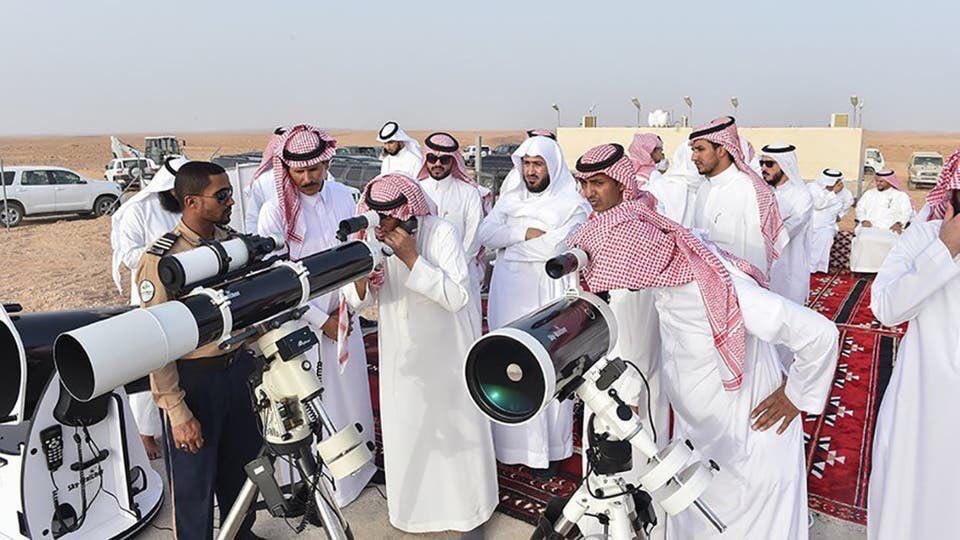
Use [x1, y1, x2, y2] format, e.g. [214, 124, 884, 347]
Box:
[864, 148, 885, 174]
[0, 166, 122, 227]
[105, 157, 158, 188]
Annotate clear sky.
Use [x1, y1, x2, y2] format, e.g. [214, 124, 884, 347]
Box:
[0, 0, 954, 135]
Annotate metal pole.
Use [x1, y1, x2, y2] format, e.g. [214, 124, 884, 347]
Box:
[636, 109, 641, 128]
[1, 159, 9, 231]
[556, 109, 561, 128]
[475, 135, 483, 179]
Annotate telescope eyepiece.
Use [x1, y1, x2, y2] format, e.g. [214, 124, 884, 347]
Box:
[545, 249, 588, 279]
[337, 211, 380, 242]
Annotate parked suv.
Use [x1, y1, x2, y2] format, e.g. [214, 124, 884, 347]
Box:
[105, 158, 158, 188]
[908, 152, 944, 189]
[0, 167, 122, 227]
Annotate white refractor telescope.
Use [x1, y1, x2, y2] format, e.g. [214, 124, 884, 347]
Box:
[463, 249, 726, 536]
[54, 236, 382, 403]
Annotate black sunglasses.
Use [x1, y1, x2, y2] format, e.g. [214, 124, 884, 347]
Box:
[193, 187, 233, 204]
[759, 160, 777, 168]
[425, 154, 454, 165]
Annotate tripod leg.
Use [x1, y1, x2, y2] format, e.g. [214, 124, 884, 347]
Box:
[295, 447, 352, 540]
[217, 478, 259, 540]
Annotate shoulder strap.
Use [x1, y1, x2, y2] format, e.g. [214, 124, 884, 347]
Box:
[146, 232, 180, 257]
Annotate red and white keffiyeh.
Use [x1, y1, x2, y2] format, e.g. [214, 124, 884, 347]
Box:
[353, 173, 433, 297]
[875, 169, 906, 192]
[689, 116, 784, 272]
[251, 126, 287, 182]
[568, 199, 767, 391]
[627, 133, 663, 181]
[415, 132, 475, 185]
[925, 149, 960, 220]
[273, 124, 338, 247]
[574, 143, 650, 204]
[357, 172, 434, 221]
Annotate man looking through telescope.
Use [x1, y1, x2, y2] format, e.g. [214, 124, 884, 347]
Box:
[256, 124, 376, 506]
[343, 173, 498, 534]
[565, 165, 839, 539]
[135, 161, 262, 540]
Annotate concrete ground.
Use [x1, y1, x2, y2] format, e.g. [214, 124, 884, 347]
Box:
[136, 461, 866, 539]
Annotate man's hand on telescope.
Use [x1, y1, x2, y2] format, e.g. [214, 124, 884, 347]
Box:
[750, 383, 799, 435]
[383, 228, 419, 269]
[172, 418, 204, 454]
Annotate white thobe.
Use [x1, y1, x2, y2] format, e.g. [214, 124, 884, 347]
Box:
[693, 164, 775, 274]
[344, 216, 497, 532]
[418, 175, 485, 308]
[868, 219, 960, 540]
[655, 253, 837, 540]
[838, 188, 854, 217]
[479, 199, 589, 467]
[807, 184, 846, 273]
[856, 188, 914, 231]
[111, 195, 180, 438]
[380, 147, 423, 178]
[258, 180, 376, 508]
[642, 174, 703, 228]
[851, 188, 914, 273]
[770, 181, 814, 305]
[244, 171, 276, 234]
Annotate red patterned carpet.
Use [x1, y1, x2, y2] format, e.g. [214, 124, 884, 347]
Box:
[804, 272, 903, 525]
[362, 271, 901, 526]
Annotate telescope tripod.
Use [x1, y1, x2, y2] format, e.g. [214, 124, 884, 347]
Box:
[217, 403, 352, 540]
[218, 309, 372, 540]
[535, 358, 726, 540]
[534, 416, 656, 540]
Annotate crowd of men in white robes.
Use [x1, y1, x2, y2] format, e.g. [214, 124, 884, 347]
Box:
[108, 116, 957, 539]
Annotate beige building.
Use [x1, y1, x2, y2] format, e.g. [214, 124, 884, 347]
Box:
[557, 126, 864, 188]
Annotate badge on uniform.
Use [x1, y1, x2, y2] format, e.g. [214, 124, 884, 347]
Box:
[139, 280, 156, 302]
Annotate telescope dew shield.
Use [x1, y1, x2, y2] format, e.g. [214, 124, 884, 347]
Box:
[55, 302, 199, 401]
[464, 291, 617, 425]
[55, 240, 381, 402]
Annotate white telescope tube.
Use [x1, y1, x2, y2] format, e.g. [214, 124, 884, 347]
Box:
[54, 301, 199, 402]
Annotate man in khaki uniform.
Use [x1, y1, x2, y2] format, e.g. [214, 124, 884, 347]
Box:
[136, 161, 262, 540]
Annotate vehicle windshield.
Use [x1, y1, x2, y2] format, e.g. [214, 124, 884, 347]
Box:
[866, 150, 880, 159]
[914, 156, 943, 167]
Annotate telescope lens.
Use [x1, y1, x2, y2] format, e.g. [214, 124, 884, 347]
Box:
[465, 335, 547, 424]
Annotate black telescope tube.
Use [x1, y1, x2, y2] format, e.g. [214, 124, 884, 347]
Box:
[185, 240, 376, 346]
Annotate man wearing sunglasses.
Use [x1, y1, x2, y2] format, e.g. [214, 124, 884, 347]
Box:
[415, 132, 485, 307]
[135, 161, 264, 539]
[759, 144, 814, 307]
[256, 124, 376, 507]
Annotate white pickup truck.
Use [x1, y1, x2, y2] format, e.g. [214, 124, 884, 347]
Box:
[0, 166, 122, 227]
